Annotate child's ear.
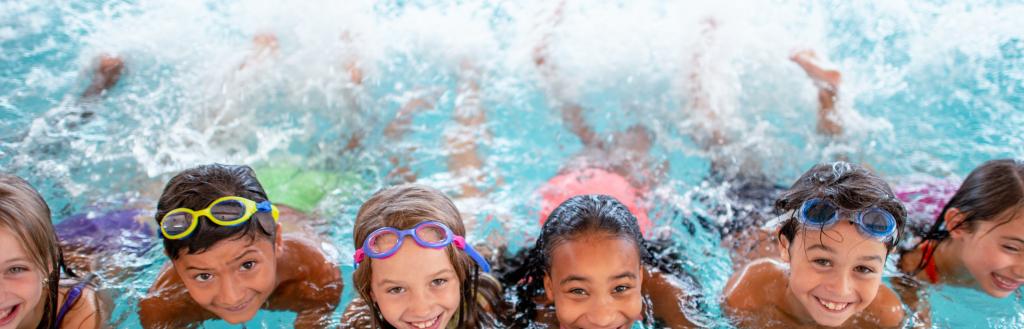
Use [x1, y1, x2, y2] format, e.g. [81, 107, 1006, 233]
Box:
[274, 222, 284, 253]
[777, 234, 791, 262]
[945, 208, 969, 239]
[543, 274, 554, 303]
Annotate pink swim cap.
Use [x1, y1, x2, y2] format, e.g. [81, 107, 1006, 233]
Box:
[538, 168, 652, 234]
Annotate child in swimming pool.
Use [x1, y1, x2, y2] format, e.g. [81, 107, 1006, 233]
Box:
[137, 164, 342, 328]
[723, 162, 907, 328]
[894, 159, 1024, 319]
[340, 184, 506, 329]
[0, 174, 107, 329]
[502, 194, 702, 328]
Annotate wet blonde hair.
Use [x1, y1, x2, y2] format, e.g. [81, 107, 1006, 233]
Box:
[351, 184, 502, 328]
[0, 174, 63, 329]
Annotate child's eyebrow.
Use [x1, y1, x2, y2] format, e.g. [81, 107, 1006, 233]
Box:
[859, 255, 884, 264]
[560, 275, 590, 285]
[231, 249, 259, 263]
[1, 257, 30, 265]
[610, 271, 637, 280]
[1002, 236, 1024, 244]
[806, 244, 835, 253]
[429, 268, 455, 277]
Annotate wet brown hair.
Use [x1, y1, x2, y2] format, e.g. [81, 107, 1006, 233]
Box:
[351, 184, 504, 328]
[155, 164, 274, 260]
[913, 159, 1024, 272]
[775, 162, 907, 253]
[0, 174, 65, 329]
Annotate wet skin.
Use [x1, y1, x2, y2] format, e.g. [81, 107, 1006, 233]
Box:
[0, 228, 102, 329]
[138, 225, 342, 329]
[724, 221, 905, 328]
[369, 237, 462, 329]
[543, 234, 644, 329]
[899, 208, 1024, 298]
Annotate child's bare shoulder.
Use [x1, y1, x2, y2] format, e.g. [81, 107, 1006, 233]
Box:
[275, 235, 343, 305]
[863, 284, 906, 328]
[724, 258, 787, 311]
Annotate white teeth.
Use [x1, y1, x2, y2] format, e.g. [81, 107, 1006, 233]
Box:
[411, 317, 436, 329]
[817, 297, 849, 311]
[0, 306, 11, 319]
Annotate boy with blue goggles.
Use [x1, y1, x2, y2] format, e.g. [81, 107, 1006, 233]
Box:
[797, 197, 898, 241]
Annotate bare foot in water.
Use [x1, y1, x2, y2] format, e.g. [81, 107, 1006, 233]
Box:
[238, 33, 279, 70]
[81, 54, 124, 99]
[791, 49, 842, 136]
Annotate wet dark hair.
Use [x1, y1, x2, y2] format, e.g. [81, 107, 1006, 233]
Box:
[155, 164, 274, 260]
[912, 159, 1024, 272]
[501, 194, 697, 327]
[775, 162, 907, 253]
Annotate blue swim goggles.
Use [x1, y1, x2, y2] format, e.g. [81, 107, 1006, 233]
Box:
[797, 198, 897, 241]
[353, 221, 491, 273]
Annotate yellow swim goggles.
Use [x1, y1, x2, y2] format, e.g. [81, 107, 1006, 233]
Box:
[160, 196, 280, 240]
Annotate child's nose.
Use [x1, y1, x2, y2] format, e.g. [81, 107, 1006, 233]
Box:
[406, 290, 436, 317]
[825, 273, 854, 295]
[217, 279, 247, 305]
[584, 297, 625, 328]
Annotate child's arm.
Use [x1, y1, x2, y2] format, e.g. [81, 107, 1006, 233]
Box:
[271, 238, 343, 329]
[339, 298, 376, 329]
[890, 276, 931, 328]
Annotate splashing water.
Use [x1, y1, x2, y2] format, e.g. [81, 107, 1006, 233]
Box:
[2, 0, 1022, 327]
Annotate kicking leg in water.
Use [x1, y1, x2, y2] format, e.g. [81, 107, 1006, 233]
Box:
[80, 54, 125, 101]
[790, 49, 843, 136]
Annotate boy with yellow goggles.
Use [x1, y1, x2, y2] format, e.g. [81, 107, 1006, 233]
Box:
[159, 196, 279, 240]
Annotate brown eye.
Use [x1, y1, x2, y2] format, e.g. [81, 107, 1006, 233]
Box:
[854, 265, 876, 274]
[569, 288, 588, 296]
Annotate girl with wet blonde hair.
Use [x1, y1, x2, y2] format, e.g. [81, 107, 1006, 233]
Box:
[0, 174, 104, 329]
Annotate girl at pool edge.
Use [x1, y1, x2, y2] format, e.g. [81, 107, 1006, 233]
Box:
[0, 174, 107, 329]
[502, 194, 703, 328]
[340, 184, 507, 329]
[723, 162, 907, 328]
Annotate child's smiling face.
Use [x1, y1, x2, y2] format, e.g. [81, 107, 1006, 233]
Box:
[780, 220, 888, 327]
[949, 208, 1024, 298]
[544, 233, 643, 329]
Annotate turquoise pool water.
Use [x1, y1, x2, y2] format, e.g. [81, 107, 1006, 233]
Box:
[1, 0, 1022, 327]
